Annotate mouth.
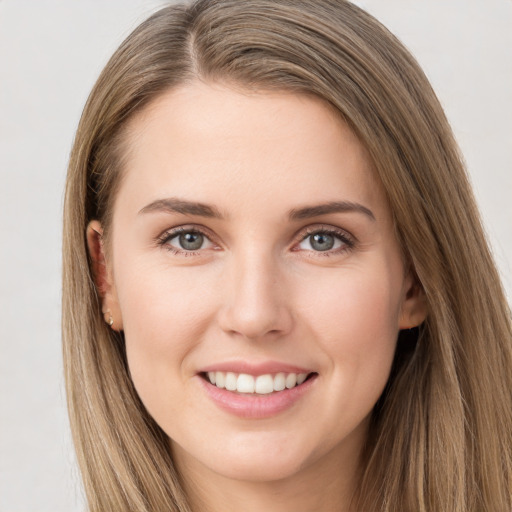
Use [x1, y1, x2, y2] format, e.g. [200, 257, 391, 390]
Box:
[201, 371, 318, 395]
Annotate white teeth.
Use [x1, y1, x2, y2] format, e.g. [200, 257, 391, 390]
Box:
[206, 371, 311, 394]
[255, 374, 274, 394]
[225, 372, 237, 391]
[215, 371, 225, 388]
[297, 373, 308, 385]
[273, 372, 286, 391]
[237, 373, 255, 393]
[285, 373, 297, 389]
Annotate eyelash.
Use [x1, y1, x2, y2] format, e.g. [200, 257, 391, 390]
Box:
[155, 224, 356, 257]
[156, 226, 217, 256]
[294, 225, 356, 257]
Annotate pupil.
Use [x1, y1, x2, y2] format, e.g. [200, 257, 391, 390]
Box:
[311, 233, 334, 251]
[179, 232, 203, 250]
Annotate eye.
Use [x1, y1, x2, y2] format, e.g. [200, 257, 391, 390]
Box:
[159, 228, 215, 253]
[296, 228, 354, 253]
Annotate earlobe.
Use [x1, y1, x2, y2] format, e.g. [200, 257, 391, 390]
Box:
[86, 220, 123, 330]
[399, 272, 428, 329]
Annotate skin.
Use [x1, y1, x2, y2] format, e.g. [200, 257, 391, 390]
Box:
[88, 82, 426, 512]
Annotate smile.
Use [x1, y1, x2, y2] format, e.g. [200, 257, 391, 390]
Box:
[199, 368, 318, 419]
[206, 371, 311, 394]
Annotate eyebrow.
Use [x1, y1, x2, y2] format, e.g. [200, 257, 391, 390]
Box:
[138, 198, 224, 218]
[288, 201, 375, 221]
[138, 197, 375, 222]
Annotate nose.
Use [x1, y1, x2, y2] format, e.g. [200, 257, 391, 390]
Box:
[217, 251, 293, 341]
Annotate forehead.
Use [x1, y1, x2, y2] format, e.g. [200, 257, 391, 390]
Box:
[115, 81, 388, 222]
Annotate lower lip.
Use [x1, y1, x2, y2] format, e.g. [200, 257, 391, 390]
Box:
[198, 374, 317, 419]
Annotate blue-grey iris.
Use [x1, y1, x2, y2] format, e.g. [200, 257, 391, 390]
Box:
[179, 232, 204, 250]
[310, 233, 335, 251]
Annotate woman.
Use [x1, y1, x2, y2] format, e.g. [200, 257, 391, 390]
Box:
[62, 1, 512, 510]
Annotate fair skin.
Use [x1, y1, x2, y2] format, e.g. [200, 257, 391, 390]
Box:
[88, 82, 426, 512]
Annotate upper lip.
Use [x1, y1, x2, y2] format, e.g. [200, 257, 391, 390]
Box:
[199, 360, 314, 376]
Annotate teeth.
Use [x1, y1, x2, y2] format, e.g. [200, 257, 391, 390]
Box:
[255, 374, 274, 394]
[285, 373, 297, 389]
[274, 372, 286, 391]
[206, 371, 310, 394]
[215, 371, 225, 388]
[237, 373, 255, 393]
[225, 372, 237, 391]
[297, 373, 308, 385]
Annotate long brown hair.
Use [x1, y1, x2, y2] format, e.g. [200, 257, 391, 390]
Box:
[62, 1, 512, 510]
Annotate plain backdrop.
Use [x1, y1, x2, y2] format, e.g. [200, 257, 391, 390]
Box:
[0, 1, 510, 510]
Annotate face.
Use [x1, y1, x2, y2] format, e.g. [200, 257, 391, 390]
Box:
[89, 82, 425, 486]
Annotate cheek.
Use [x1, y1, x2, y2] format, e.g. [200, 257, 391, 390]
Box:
[115, 261, 219, 411]
[300, 264, 401, 336]
[296, 264, 402, 389]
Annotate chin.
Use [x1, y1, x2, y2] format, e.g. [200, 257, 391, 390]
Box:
[172, 430, 316, 483]
[207, 452, 307, 483]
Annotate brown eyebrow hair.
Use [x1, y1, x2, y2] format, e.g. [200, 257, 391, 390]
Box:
[138, 198, 225, 218]
[288, 201, 375, 221]
[139, 197, 375, 222]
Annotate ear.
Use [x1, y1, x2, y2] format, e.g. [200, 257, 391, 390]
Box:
[398, 269, 427, 329]
[86, 220, 123, 331]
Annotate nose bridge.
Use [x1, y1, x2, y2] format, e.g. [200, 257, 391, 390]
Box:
[219, 245, 292, 340]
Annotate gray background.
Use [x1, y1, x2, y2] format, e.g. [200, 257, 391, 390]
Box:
[1, 1, 510, 510]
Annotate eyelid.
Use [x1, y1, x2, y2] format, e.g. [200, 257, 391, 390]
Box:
[154, 222, 356, 256]
[291, 224, 356, 252]
[155, 224, 220, 254]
